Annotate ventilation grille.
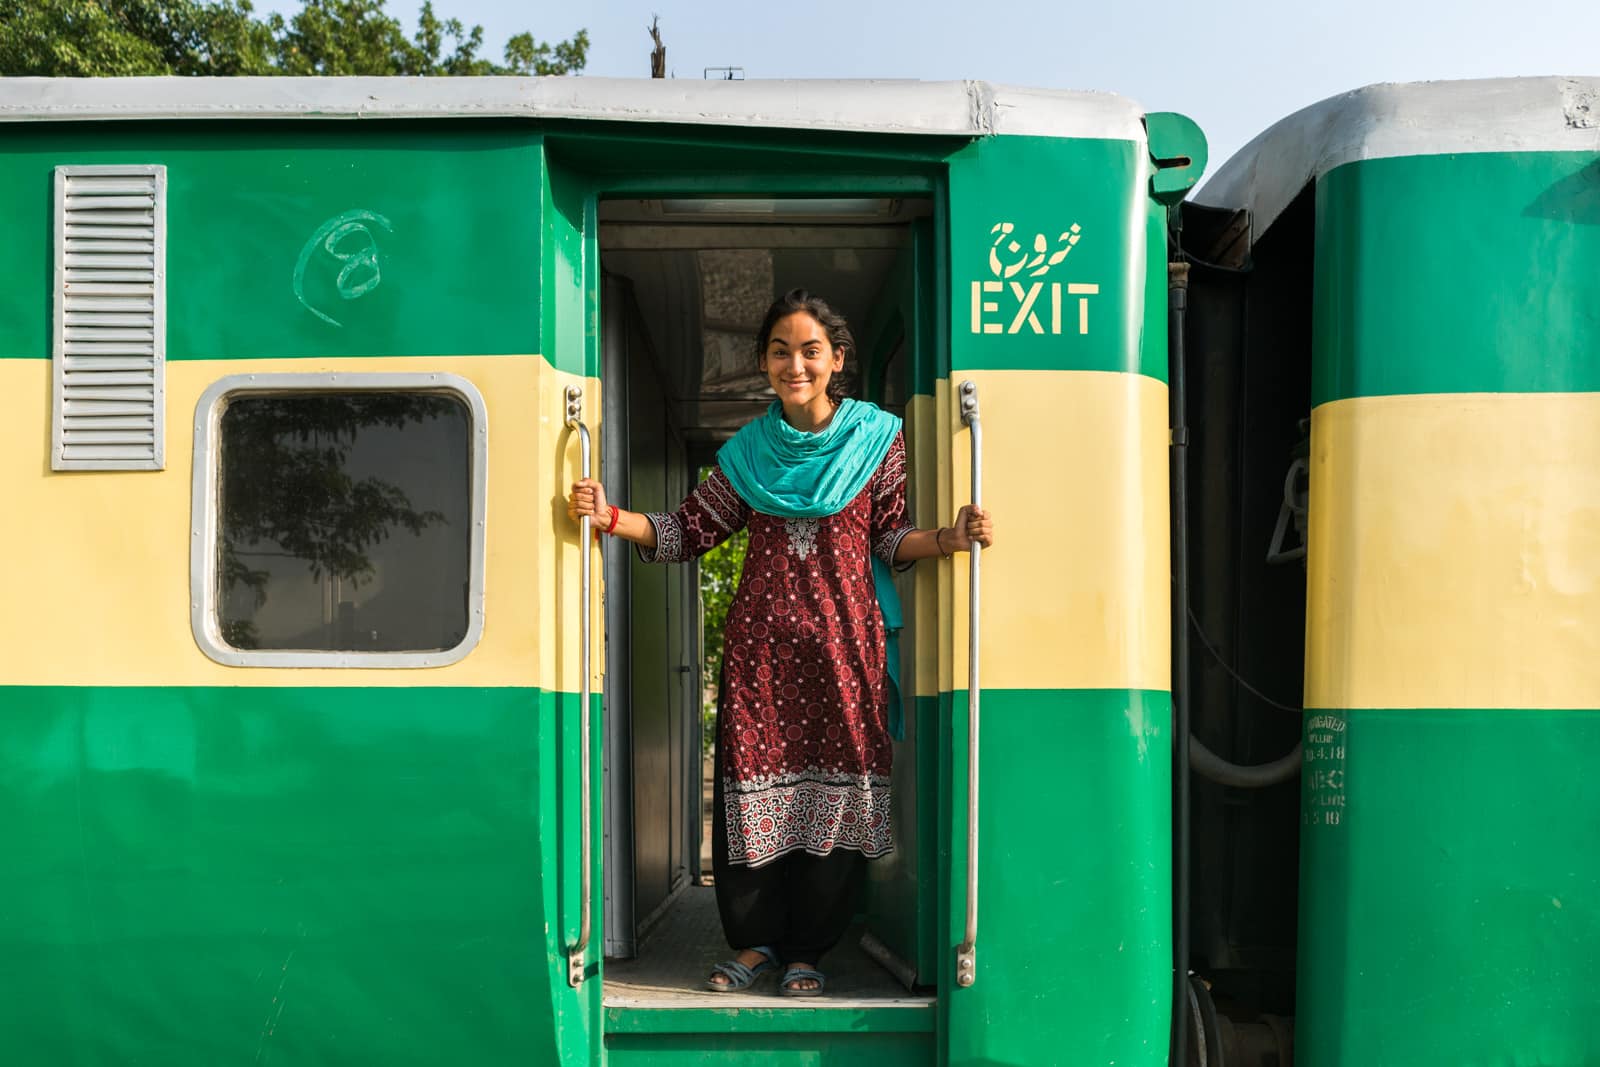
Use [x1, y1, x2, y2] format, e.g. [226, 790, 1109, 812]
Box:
[53, 165, 166, 471]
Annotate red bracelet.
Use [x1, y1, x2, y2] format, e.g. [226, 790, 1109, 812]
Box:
[604, 504, 621, 535]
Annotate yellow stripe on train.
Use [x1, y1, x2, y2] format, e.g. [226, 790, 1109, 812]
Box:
[1, 359, 1170, 695]
[1306, 392, 1600, 711]
[0, 355, 592, 689]
[928, 369, 1171, 696]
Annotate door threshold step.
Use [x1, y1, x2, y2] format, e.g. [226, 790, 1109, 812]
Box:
[605, 998, 936, 1035]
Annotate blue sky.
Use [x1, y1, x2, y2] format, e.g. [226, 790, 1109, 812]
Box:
[253, 0, 1593, 167]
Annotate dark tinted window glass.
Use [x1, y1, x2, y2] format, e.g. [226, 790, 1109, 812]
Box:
[217, 392, 471, 653]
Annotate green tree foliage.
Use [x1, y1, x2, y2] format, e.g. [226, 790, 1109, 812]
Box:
[0, 0, 276, 75]
[699, 527, 748, 698]
[0, 0, 588, 76]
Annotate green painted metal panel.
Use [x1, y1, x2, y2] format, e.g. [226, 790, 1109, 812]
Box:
[1143, 112, 1208, 205]
[542, 149, 592, 377]
[605, 1031, 933, 1065]
[946, 136, 1161, 379]
[543, 124, 959, 186]
[0, 685, 596, 1065]
[0, 123, 543, 363]
[940, 688, 1172, 1067]
[1297, 707, 1600, 1067]
[1313, 151, 1600, 404]
[1142, 196, 1172, 386]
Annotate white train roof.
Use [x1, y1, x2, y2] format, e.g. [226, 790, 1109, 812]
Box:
[0, 76, 1147, 143]
[1197, 75, 1600, 238]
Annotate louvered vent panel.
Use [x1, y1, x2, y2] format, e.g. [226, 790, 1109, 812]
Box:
[53, 165, 166, 471]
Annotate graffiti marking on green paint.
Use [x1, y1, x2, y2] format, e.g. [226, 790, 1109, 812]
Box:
[293, 209, 394, 327]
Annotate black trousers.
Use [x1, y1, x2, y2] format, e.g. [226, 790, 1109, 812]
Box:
[711, 728, 865, 966]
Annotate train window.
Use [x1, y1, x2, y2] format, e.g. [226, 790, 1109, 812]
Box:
[189, 373, 487, 668]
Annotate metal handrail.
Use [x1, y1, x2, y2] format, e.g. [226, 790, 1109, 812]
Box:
[955, 379, 981, 988]
[565, 385, 593, 988]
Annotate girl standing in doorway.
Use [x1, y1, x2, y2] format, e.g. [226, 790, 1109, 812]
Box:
[569, 289, 993, 996]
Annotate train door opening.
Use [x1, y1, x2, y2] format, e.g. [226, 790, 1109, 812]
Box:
[594, 195, 941, 1009]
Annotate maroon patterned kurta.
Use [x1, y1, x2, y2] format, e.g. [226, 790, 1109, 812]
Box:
[644, 434, 914, 867]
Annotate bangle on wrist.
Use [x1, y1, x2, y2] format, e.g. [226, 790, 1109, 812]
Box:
[936, 527, 952, 558]
[604, 504, 621, 535]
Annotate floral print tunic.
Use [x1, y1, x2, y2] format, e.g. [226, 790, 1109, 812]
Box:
[644, 434, 914, 867]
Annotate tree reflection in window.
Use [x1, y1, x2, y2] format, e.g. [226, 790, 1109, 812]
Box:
[217, 392, 471, 653]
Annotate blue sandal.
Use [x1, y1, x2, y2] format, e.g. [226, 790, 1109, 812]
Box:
[705, 946, 777, 992]
[779, 966, 826, 998]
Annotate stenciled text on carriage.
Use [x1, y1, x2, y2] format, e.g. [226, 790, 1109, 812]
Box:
[969, 221, 1100, 336]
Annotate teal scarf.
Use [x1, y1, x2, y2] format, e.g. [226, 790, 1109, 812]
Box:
[717, 398, 901, 516]
[717, 399, 908, 740]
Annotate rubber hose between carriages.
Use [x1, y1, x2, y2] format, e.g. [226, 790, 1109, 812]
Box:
[1189, 736, 1303, 789]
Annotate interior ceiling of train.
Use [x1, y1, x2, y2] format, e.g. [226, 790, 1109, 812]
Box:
[598, 197, 931, 444]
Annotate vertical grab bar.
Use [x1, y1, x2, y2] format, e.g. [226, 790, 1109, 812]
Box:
[955, 380, 981, 988]
[565, 385, 593, 988]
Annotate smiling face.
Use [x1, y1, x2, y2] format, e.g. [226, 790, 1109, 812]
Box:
[759, 311, 844, 425]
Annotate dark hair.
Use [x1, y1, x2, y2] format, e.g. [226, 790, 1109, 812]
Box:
[754, 288, 854, 405]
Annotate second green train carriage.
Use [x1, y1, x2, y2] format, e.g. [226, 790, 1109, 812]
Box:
[1186, 74, 1600, 1067]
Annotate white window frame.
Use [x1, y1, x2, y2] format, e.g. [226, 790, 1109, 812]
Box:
[190, 372, 488, 668]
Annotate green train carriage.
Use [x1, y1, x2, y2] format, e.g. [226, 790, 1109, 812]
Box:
[0, 77, 1198, 1065]
[1176, 75, 1600, 1066]
[7, 70, 1593, 1067]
